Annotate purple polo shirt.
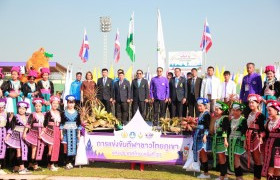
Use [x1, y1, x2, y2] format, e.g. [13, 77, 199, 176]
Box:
[240, 72, 262, 102]
[150, 76, 169, 100]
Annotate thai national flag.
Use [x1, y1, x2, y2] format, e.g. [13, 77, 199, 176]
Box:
[200, 19, 212, 53]
[79, 29, 89, 63]
[114, 28, 120, 63]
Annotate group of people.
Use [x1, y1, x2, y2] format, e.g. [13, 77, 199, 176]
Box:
[0, 62, 280, 179]
[0, 67, 81, 174]
[192, 63, 280, 180]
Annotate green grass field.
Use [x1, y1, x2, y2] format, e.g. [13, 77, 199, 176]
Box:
[4, 162, 256, 180]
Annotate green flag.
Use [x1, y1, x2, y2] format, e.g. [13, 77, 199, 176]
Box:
[126, 12, 135, 62]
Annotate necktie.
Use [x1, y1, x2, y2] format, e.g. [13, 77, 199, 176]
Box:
[103, 78, 106, 86]
[137, 79, 141, 87]
[175, 78, 179, 88]
[191, 78, 195, 94]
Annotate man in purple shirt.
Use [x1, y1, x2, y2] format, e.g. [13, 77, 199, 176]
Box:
[150, 67, 169, 126]
[240, 62, 262, 117]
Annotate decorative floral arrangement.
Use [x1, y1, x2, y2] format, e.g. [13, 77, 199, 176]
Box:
[160, 117, 181, 134]
[181, 116, 197, 131]
[79, 88, 120, 132]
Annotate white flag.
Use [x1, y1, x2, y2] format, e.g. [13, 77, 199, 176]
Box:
[157, 9, 166, 70]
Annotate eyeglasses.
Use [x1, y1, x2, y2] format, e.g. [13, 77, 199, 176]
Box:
[137, 73, 142, 74]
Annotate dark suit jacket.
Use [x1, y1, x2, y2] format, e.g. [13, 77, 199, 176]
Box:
[131, 78, 149, 101]
[187, 77, 202, 100]
[113, 79, 131, 102]
[169, 76, 187, 102]
[97, 77, 113, 101]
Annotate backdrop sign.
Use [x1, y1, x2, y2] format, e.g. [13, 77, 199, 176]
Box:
[85, 110, 192, 165]
[168, 51, 202, 72]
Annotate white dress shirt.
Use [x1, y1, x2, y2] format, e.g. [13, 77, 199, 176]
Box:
[220, 80, 237, 100]
[200, 75, 221, 100]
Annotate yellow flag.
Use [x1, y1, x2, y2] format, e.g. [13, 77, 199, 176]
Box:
[243, 66, 247, 76]
[215, 65, 220, 79]
[234, 71, 239, 84]
[92, 67, 97, 82]
[125, 66, 133, 82]
[261, 73, 266, 82]
[220, 66, 225, 82]
[108, 65, 114, 79]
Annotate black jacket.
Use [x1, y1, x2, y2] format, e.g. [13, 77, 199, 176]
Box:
[22, 82, 39, 98]
[187, 77, 202, 100]
[2, 80, 23, 96]
[113, 79, 131, 103]
[37, 80, 54, 98]
[97, 77, 113, 101]
[131, 78, 149, 101]
[169, 76, 188, 102]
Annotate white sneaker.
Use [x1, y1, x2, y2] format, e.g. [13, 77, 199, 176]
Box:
[69, 163, 73, 169]
[197, 173, 211, 179]
[49, 165, 58, 171]
[0, 169, 7, 175]
[18, 169, 32, 175]
[65, 164, 71, 170]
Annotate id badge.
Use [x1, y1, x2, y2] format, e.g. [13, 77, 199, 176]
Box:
[245, 84, 249, 91]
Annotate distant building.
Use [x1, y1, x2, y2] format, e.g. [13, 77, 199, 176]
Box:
[0, 61, 67, 92]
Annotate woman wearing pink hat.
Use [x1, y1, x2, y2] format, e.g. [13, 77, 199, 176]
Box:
[2, 66, 24, 114]
[37, 68, 54, 112]
[262, 100, 280, 178]
[23, 70, 39, 114]
[5, 101, 31, 174]
[245, 94, 265, 180]
[23, 98, 45, 171]
[261, 65, 280, 118]
[41, 95, 62, 171]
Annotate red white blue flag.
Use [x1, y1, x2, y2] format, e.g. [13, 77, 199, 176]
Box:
[200, 19, 212, 53]
[79, 29, 89, 63]
[114, 28, 120, 63]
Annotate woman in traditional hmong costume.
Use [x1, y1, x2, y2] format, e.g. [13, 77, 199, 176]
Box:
[0, 68, 5, 98]
[211, 101, 230, 180]
[23, 98, 45, 171]
[0, 99, 8, 175]
[227, 102, 247, 180]
[262, 100, 280, 179]
[193, 98, 212, 179]
[261, 65, 280, 118]
[23, 70, 39, 114]
[5, 101, 31, 174]
[60, 95, 81, 169]
[37, 68, 54, 112]
[2, 66, 23, 114]
[41, 96, 61, 171]
[245, 94, 265, 180]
